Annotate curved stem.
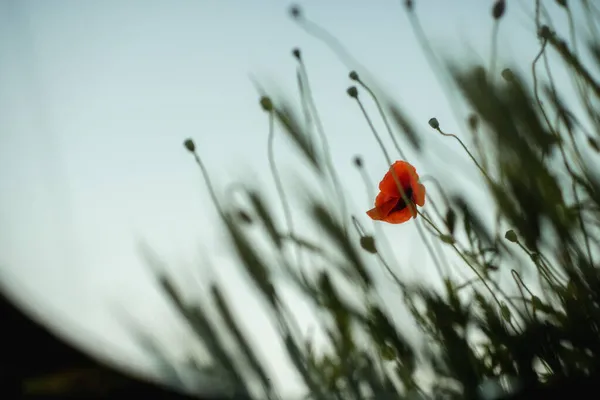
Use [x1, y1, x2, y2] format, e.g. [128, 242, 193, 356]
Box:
[355, 78, 407, 160]
[297, 60, 349, 230]
[191, 152, 224, 217]
[435, 127, 493, 185]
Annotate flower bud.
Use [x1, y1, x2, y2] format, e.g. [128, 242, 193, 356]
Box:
[492, 0, 505, 20]
[260, 96, 273, 112]
[292, 48, 301, 60]
[467, 114, 478, 131]
[289, 5, 302, 19]
[353, 155, 363, 168]
[349, 71, 359, 81]
[538, 25, 551, 40]
[501, 68, 515, 82]
[360, 236, 377, 254]
[504, 229, 518, 243]
[184, 138, 195, 153]
[347, 86, 358, 98]
[428, 118, 440, 130]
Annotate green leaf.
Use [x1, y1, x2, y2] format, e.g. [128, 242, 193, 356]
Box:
[439, 234, 456, 244]
[500, 303, 511, 322]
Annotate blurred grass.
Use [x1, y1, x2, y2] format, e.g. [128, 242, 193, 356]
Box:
[157, 1, 600, 399]
[8, 0, 600, 399]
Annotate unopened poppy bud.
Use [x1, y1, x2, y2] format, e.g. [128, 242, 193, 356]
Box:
[428, 117, 440, 130]
[404, 0, 413, 11]
[347, 86, 358, 98]
[539, 25, 551, 39]
[504, 229, 518, 243]
[353, 155, 363, 168]
[555, 0, 567, 8]
[359, 235, 377, 254]
[260, 96, 273, 112]
[366, 160, 425, 224]
[289, 4, 302, 19]
[292, 48, 301, 60]
[349, 71, 359, 81]
[501, 68, 515, 82]
[467, 114, 479, 131]
[184, 138, 196, 153]
[492, 0, 505, 20]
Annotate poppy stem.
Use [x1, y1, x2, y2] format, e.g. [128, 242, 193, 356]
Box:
[515, 241, 565, 286]
[292, 9, 368, 79]
[353, 77, 408, 160]
[511, 269, 535, 320]
[353, 96, 415, 216]
[377, 251, 405, 290]
[418, 209, 520, 321]
[190, 150, 225, 218]
[296, 56, 349, 231]
[434, 126, 494, 185]
[404, 3, 466, 135]
[489, 21, 501, 80]
[267, 110, 302, 269]
[354, 97, 394, 165]
[454, 277, 479, 291]
[351, 216, 365, 236]
[572, 181, 594, 267]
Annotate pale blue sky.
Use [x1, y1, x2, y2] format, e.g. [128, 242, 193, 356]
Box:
[0, 0, 579, 396]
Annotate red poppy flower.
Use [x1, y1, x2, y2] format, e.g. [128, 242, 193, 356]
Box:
[366, 160, 426, 224]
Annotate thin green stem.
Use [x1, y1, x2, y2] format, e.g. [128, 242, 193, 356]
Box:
[419, 210, 525, 324]
[511, 269, 534, 320]
[191, 152, 224, 217]
[354, 78, 407, 160]
[297, 59, 349, 230]
[490, 22, 500, 79]
[435, 127, 493, 185]
[572, 181, 594, 267]
[268, 111, 301, 268]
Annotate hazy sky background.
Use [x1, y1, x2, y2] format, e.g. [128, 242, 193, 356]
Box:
[0, 0, 579, 396]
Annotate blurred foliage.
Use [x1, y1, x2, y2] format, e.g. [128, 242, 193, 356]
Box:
[151, 1, 600, 399]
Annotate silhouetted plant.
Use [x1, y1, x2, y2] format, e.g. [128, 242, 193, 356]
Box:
[148, 1, 600, 399]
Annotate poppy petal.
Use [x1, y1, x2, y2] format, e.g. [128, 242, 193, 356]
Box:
[373, 191, 395, 208]
[366, 206, 384, 220]
[385, 205, 415, 224]
[367, 197, 398, 220]
[379, 161, 419, 196]
[412, 182, 426, 207]
[368, 160, 425, 224]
